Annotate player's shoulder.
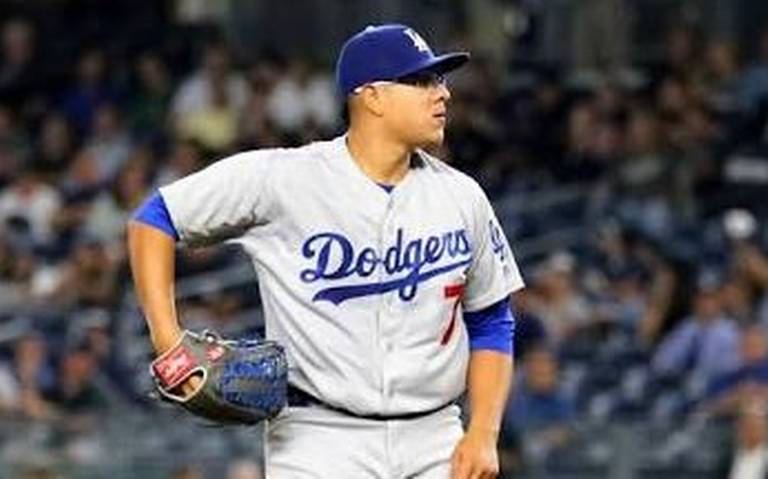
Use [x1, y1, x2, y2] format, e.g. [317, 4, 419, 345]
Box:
[416, 149, 487, 199]
[214, 141, 327, 174]
[225, 142, 321, 164]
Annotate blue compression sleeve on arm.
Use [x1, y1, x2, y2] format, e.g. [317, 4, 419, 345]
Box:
[132, 191, 180, 241]
[464, 298, 515, 355]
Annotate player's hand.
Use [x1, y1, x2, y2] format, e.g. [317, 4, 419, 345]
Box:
[152, 329, 202, 399]
[450, 429, 500, 479]
[173, 373, 203, 399]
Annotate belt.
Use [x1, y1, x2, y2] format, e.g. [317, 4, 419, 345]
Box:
[286, 385, 455, 421]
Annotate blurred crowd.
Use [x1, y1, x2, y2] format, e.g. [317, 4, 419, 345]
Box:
[2, 1, 768, 477]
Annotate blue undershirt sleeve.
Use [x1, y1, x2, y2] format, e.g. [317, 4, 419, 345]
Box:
[132, 191, 180, 241]
[464, 298, 515, 355]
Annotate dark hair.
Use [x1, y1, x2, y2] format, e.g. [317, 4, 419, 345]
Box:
[341, 102, 350, 125]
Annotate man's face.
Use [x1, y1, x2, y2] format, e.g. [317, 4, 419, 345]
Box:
[741, 328, 767, 364]
[368, 71, 452, 148]
[693, 289, 722, 320]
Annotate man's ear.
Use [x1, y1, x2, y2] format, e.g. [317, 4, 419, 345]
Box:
[357, 86, 387, 117]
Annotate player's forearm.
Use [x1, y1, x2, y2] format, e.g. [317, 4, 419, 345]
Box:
[127, 220, 181, 353]
[465, 349, 513, 439]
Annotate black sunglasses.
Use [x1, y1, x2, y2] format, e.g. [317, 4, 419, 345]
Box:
[393, 71, 447, 88]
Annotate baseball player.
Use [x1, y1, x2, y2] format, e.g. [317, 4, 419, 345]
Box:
[128, 23, 523, 478]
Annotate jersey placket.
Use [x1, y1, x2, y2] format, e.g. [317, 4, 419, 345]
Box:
[378, 192, 398, 412]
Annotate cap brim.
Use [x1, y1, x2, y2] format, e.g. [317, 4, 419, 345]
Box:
[403, 52, 470, 77]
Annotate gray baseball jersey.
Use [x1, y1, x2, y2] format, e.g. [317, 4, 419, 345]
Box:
[159, 135, 524, 416]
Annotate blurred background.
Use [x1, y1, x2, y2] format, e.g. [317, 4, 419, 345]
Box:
[2, 0, 768, 477]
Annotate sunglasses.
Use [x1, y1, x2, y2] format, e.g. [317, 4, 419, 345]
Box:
[353, 71, 447, 94]
[393, 71, 447, 88]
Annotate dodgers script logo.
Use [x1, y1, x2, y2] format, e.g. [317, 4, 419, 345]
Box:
[300, 228, 472, 304]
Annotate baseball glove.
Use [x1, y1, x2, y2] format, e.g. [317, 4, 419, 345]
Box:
[150, 330, 287, 425]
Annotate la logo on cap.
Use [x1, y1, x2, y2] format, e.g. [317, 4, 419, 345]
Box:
[403, 28, 431, 53]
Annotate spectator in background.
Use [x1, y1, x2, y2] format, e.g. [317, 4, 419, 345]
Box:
[657, 24, 701, 83]
[0, 18, 44, 114]
[443, 92, 499, 180]
[586, 222, 676, 344]
[85, 150, 152, 244]
[30, 113, 77, 182]
[656, 75, 691, 126]
[569, 0, 631, 82]
[154, 139, 205, 186]
[673, 105, 722, 215]
[607, 107, 682, 234]
[446, 58, 508, 186]
[0, 166, 61, 250]
[559, 100, 607, 183]
[65, 307, 140, 405]
[528, 251, 594, 346]
[728, 227, 768, 309]
[59, 148, 105, 199]
[702, 325, 768, 416]
[593, 261, 649, 334]
[739, 25, 768, 113]
[59, 48, 117, 135]
[0, 239, 39, 313]
[46, 189, 97, 261]
[82, 103, 132, 183]
[721, 276, 756, 326]
[43, 343, 108, 416]
[502, 347, 574, 464]
[652, 271, 741, 386]
[12, 331, 55, 420]
[238, 64, 281, 149]
[506, 68, 567, 172]
[592, 80, 628, 121]
[697, 38, 744, 116]
[511, 289, 547, 360]
[177, 73, 239, 152]
[66, 308, 112, 365]
[43, 236, 120, 310]
[170, 40, 249, 152]
[265, 59, 339, 139]
[128, 53, 173, 137]
[0, 105, 31, 186]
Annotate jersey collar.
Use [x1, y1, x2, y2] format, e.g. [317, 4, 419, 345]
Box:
[326, 134, 420, 199]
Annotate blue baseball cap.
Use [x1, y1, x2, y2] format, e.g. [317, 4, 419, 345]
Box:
[336, 24, 470, 97]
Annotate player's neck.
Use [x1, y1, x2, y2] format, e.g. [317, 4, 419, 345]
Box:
[346, 128, 412, 186]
